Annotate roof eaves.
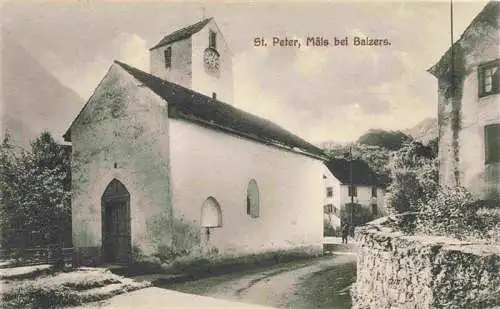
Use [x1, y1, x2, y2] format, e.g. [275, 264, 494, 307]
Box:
[171, 110, 326, 160]
[428, 1, 499, 77]
[63, 63, 117, 142]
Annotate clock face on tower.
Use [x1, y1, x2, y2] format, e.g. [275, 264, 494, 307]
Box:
[203, 48, 220, 75]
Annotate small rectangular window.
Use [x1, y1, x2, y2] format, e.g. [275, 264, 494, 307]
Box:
[371, 203, 378, 216]
[348, 185, 357, 197]
[372, 186, 377, 197]
[326, 187, 333, 197]
[209, 30, 217, 49]
[324, 204, 333, 213]
[164, 47, 172, 68]
[485, 124, 500, 164]
[478, 60, 499, 97]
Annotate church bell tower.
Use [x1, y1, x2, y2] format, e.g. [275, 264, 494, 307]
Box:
[149, 18, 233, 104]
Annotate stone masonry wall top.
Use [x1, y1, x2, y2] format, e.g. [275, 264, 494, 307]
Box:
[353, 217, 500, 309]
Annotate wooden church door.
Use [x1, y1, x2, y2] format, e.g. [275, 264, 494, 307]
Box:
[102, 179, 131, 264]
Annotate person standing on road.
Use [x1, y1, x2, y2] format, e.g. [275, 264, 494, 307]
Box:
[341, 223, 349, 244]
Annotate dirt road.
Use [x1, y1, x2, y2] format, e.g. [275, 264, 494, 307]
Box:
[159, 254, 357, 309]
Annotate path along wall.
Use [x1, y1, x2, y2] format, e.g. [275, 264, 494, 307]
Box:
[352, 217, 500, 309]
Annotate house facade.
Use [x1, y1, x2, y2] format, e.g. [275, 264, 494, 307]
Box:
[429, 2, 499, 200]
[323, 158, 386, 229]
[65, 18, 327, 265]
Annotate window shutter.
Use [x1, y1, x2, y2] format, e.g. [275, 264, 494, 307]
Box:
[327, 187, 333, 197]
[348, 186, 357, 197]
[478, 60, 500, 97]
[209, 31, 217, 49]
[164, 47, 172, 68]
[485, 124, 500, 164]
[493, 66, 499, 93]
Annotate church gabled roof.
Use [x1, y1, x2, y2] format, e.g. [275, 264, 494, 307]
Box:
[64, 61, 326, 160]
[150, 18, 213, 50]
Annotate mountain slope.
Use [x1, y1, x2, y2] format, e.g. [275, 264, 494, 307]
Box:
[404, 117, 438, 144]
[1, 31, 84, 148]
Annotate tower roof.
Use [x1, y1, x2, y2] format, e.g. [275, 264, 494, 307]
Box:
[150, 18, 213, 50]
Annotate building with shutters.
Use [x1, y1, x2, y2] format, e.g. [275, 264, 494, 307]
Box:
[428, 1, 499, 200]
[64, 18, 327, 265]
[322, 158, 387, 230]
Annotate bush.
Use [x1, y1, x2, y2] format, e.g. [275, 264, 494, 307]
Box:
[476, 207, 500, 242]
[385, 141, 439, 233]
[324, 224, 341, 237]
[386, 143, 439, 214]
[146, 216, 201, 264]
[340, 203, 374, 227]
[416, 187, 499, 241]
[171, 218, 201, 257]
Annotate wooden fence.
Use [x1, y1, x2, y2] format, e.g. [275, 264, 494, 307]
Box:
[0, 246, 73, 267]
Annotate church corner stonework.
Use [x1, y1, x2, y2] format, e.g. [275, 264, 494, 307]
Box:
[71, 64, 174, 265]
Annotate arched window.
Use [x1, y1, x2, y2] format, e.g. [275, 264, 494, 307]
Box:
[201, 197, 222, 228]
[247, 179, 260, 218]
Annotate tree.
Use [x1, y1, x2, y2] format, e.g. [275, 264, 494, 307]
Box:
[323, 143, 391, 181]
[427, 137, 439, 159]
[339, 203, 373, 227]
[353, 144, 392, 179]
[385, 141, 439, 229]
[0, 132, 71, 249]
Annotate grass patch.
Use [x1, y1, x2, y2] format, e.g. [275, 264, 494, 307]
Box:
[294, 260, 357, 309]
[61, 278, 121, 291]
[114, 247, 322, 281]
[1, 268, 149, 309]
[158, 257, 322, 295]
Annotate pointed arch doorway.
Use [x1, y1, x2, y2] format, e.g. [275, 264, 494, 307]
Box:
[101, 179, 131, 264]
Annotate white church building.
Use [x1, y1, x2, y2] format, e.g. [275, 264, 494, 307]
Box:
[64, 18, 328, 265]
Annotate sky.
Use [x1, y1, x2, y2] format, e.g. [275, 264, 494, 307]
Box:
[0, 0, 491, 143]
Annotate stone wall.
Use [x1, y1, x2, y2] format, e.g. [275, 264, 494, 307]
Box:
[352, 217, 500, 309]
